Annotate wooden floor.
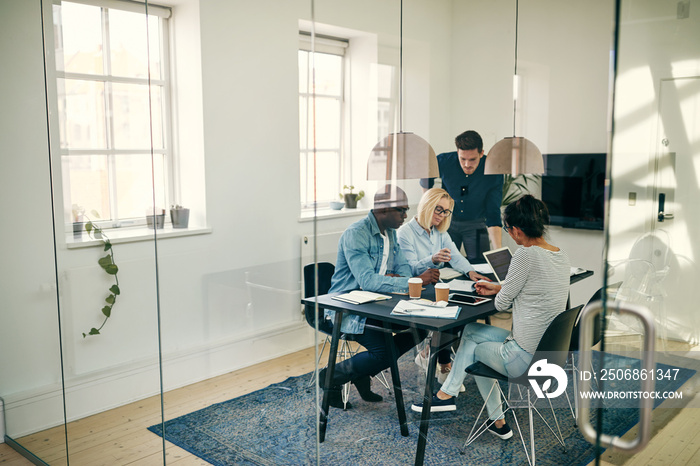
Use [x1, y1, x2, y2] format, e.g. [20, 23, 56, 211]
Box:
[2, 314, 700, 465]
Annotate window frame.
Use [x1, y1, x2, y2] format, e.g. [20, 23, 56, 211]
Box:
[298, 32, 348, 210]
[54, 0, 174, 231]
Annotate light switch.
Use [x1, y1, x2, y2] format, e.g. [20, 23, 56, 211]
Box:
[628, 192, 637, 206]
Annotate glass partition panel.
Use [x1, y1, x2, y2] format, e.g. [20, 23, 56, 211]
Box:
[592, 0, 700, 462]
[56, 0, 164, 464]
[1, 0, 166, 464]
[0, 0, 68, 461]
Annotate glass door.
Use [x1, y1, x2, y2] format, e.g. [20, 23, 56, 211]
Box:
[579, 0, 700, 462]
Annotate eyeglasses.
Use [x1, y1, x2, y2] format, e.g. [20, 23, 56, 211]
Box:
[434, 206, 452, 217]
[503, 224, 511, 233]
[393, 207, 409, 215]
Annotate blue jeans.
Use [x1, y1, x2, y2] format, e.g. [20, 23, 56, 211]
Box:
[441, 323, 532, 420]
[330, 319, 427, 386]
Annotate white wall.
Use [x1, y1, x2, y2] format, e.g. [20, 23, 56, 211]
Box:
[0, 0, 67, 438]
[451, 0, 612, 304]
[0, 0, 613, 439]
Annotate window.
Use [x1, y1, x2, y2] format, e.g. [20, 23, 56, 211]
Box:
[298, 33, 348, 208]
[376, 63, 396, 144]
[53, 0, 173, 228]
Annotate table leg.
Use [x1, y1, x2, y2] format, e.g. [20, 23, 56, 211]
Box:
[319, 310, 343, 443]
[383, 322, 409, 437]
[415, 333, 440, 466]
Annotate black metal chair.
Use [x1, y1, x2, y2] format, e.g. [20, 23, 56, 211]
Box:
[565, 281, 622, 421]
[302, 262, 389, 408]
[463, 305, 583, 466]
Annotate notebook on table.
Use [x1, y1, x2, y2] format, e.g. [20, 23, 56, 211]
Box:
[332, 290, 392, 305]
[482, 247, 513, 284]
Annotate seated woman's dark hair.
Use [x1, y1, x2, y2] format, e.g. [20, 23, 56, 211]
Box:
[503, 194, 550, 238]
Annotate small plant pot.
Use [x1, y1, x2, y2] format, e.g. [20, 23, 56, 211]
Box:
[146, 214, 165, 229]
[344, 193, 359, 209]
[73, 221, 84, 240]
[329, 201, 345, 210]
[170, 208, 190, 228]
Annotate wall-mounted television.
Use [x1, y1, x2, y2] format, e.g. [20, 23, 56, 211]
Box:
[541, 153, 606, 230]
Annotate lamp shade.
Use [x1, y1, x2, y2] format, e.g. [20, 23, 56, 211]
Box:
[367, 132, 439, 181]
[484, 136, 544, 175]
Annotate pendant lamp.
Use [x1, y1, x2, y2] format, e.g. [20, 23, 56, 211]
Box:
[367, 0, 438, 181]
[484, 0, 544, 176]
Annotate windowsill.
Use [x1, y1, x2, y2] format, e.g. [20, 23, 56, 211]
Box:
[298, 206, 371, 222]
[66, 225, 212, 249]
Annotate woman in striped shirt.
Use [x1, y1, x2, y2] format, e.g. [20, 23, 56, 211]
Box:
[410, 195, 570, 441]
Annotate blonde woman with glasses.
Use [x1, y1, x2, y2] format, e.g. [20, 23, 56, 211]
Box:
[398, 188, 491, 381]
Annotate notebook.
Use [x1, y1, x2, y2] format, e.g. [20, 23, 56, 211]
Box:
[482, 246, 513, 284]
[332, 290, 392, 305]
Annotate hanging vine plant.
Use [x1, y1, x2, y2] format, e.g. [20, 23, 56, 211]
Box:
[82, 215, 120, 338]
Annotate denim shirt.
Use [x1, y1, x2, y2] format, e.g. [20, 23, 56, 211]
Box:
[397, 217, 476, 276]
[326, 212, 412, 334]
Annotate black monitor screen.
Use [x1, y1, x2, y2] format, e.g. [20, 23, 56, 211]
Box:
[542, 153, 606, 230]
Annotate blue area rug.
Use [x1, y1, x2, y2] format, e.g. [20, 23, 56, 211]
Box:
[149, 352, 696, 465]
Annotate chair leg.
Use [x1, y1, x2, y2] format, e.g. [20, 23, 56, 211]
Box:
[464, 381, 501, 448]
[572, 352, 579, 422]
[509, 407, 532, 466]
[308, 335, 331, 387]
[565, 352, 577, 422]
[545, 392, 566, 449]
[528, 389, 536, 466]
[374, 370, 391, 390]
[340, 339, 352, 409]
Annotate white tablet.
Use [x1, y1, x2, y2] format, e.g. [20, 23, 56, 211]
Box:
[447, 293, 491, 306]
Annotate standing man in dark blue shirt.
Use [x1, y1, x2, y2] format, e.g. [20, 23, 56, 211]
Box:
[420, 130, 503, 263]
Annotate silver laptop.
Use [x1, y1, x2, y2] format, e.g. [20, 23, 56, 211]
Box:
[482, 247, 513, 284]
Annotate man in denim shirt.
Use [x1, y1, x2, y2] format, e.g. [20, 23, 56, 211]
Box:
[322, 185, 439, 408]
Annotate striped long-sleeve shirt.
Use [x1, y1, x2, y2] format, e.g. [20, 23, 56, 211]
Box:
[495, 245, 571, 354]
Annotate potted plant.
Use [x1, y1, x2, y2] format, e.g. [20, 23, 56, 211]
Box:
[502, 174, 541, 206]
[146, 207, 166, 229]
[72, 204, 85, 240]
[170, 204, 190, 228]
[341, 185, 365, 209]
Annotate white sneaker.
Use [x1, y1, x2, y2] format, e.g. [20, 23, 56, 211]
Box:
[414, 351, 430, 372]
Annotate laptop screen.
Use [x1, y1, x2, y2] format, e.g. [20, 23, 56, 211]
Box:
[483, 247, 513, 284]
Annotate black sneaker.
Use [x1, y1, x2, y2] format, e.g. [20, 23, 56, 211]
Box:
[487, 421, 513, 439]
[411, 395, 456, 413]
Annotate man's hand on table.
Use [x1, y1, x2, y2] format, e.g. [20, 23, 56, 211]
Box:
[418, 268, 440, 285]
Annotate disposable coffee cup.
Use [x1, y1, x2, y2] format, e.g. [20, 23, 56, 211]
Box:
[408, 277, 422, 298]
[435, 283, 450, 302]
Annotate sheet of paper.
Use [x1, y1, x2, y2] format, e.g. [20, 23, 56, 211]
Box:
[473, 263, 493, 274]
[439, 268, 463, 280]
[390, 300, 461, 319]
[446, 279, 475, 293]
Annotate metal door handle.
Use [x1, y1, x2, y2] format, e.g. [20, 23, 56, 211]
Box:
[578, 300, 656, 453]
[657, 193, 674, 221]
